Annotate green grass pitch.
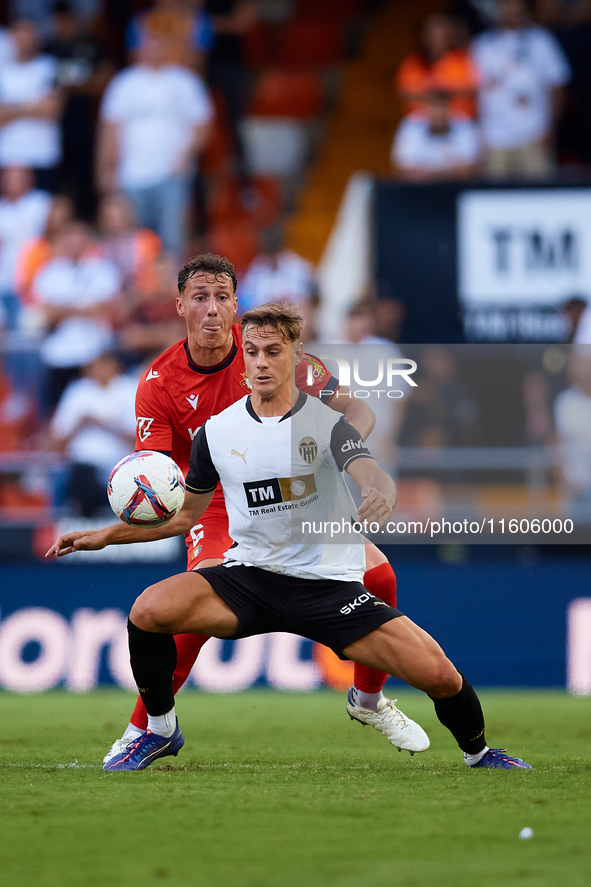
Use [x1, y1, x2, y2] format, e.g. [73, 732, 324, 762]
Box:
[1, 689, 589, 887]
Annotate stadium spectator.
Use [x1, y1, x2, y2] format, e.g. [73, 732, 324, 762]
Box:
[237, 225, 316, 314]
[44, 1, 114, 219]
[117, 252, 186, 363]
[49, 350, 137, 517]
[14, 193, 75, 314]
[33, 220, 122, 409]
[554, 349, 591, 507]
[0, 21, 63, 190]
[96, 192, 161, 296]
[391, 90, 481, 181]
[471, 0, 571, 178]
[97, 31, 214, 260]
[127, 0, 215, 71]
[0, 166, 51, 330]
[399, 346, 478, 448]
[395, 14, 479, 117]
[205, 0, 257, 182]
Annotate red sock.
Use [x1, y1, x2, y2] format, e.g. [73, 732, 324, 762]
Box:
[129, 633, 210, 730]
[353, 562, 397, 694]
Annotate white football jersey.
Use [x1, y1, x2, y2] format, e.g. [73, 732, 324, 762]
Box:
[186, 393, 373, 581]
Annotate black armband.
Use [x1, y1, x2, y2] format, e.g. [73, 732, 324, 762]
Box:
[330, 416, 374, 472]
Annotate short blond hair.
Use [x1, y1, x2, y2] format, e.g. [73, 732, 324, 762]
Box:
[241, 302, 303, 344]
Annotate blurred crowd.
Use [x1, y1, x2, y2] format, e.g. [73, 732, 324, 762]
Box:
[0, 0, 589, 519]
[389, 0, 590, 181]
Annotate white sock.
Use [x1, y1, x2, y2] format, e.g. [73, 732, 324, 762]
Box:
[350, 686, 383, 711]
[123, 723, 143, 740]
[147, 707, 176, 738]
[464, 746, 488, 766]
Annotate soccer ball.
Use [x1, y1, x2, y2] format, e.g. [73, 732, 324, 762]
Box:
[107, 451, 186, 526]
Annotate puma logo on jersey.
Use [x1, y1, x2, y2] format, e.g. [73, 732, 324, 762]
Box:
[137, 417, 154, 442]
[146, 368, 159, 380]
[186, 394, 199, 410]
[231, 448, 248, 463]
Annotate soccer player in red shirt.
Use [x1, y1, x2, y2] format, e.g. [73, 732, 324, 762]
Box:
[104, 253, 428, 762]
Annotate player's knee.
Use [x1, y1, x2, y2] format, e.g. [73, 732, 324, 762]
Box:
[130, 584, 166, 632]
[426, 657, 462, 698]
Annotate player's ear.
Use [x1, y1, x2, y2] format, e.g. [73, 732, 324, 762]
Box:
[293, 342, 304, 364]
[176, 295, 185, 318]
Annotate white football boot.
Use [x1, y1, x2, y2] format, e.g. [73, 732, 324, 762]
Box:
[346, 690, 430, 754]
[103, 729, 143, 764]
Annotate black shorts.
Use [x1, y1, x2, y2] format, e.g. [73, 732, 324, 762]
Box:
[198, 563, 402, 659]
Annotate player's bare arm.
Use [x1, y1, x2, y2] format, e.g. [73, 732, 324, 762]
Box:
[346, 457, 397, 527]
[45, 489, 214, 558]
[326, 385, 376, 441]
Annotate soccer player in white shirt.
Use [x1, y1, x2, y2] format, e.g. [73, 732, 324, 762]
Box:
[48, 303, 532, 773]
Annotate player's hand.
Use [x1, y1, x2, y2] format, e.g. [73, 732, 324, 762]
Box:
[45, 528, 111, 558]
[356, 487, 393, 528]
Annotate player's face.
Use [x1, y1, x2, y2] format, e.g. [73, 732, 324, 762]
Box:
[243, 325, 301, 400]
[177, 272, 237, 349]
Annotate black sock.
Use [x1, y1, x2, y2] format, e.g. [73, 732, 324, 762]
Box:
[429, 674, 486, 754]
[127, 619, 176, 716]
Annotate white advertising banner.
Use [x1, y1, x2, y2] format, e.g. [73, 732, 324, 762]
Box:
[458, 189, 591, 307]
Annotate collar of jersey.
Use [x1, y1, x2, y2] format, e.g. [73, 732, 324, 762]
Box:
[246, 391, 307, 423]
[184, 338, 237, 374]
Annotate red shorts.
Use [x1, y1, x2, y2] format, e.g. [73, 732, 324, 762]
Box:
[184, 500, 232, 571]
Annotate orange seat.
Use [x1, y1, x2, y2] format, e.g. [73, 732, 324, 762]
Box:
[278, 19, 344, 67]
[208, 221, 259, 273]
[249, 69, 324, 118]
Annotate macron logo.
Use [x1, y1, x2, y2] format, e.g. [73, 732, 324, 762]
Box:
[186, 394, 199, 410]
[146, 368, 159, 381]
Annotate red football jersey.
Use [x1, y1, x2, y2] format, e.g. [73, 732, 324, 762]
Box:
[134, 325, 339, 503]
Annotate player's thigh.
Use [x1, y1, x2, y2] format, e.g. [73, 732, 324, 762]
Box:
[343, 616, 461, 696]
[131, 571, 240, 637]
[363, 536, 388, 570]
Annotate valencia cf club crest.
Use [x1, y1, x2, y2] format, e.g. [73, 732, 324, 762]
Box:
[240, 371, 252, 391]
[298, 436, 318, 464]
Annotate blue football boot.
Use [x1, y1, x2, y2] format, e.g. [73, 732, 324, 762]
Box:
[104, 719, 184, 771]
[469, 748, 532, 769]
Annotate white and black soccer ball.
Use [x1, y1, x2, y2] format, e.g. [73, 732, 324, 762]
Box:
[107, 451, 186, 526]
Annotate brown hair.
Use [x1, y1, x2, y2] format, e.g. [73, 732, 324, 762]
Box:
[241, 302, 303, 344]
[177, 253, 237, 295]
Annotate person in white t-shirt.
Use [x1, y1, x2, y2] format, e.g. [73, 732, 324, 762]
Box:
[471, 0, 571, 177]
[391, 90, 481, 181]
[50, 350, 137, 517]
[97, 32, 213, 260]
[33, 219, 122, 409]
[238, 225, 317, 314]
[0, 165, 51, 329]
[0, 21, 62, 186]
